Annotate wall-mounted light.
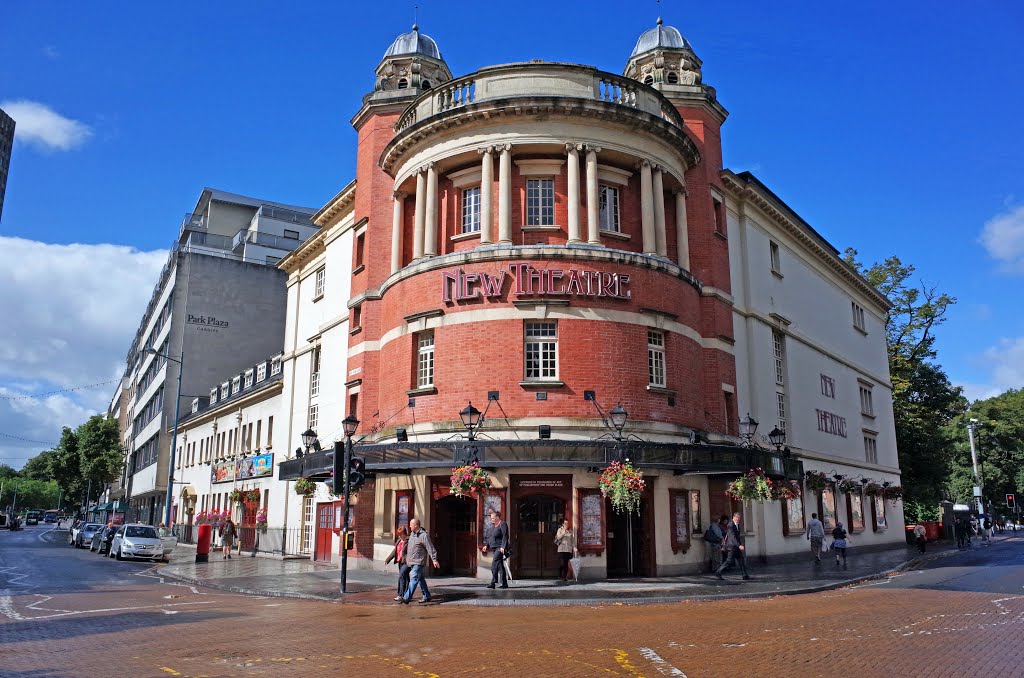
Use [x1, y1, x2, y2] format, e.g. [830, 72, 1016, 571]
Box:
[396, 428, 409, 443]
[538, 425, 551, 440]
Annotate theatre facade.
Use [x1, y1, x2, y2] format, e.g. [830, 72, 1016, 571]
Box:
[278, 20, 905, 578]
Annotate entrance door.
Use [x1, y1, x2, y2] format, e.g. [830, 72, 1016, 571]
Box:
[239, 501, 258, 551]
[606, 497, 653, 577]
[433, 496, 476, 576]
[314, 502, 334, 563]
[516, 495, 564, 578]
[708, 477, 744, 527]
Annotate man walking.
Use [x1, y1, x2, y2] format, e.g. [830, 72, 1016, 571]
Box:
[715, 512, 750, 581]
[703, 515, 727, 572]
[401, 518, 440, 604]
[806, 512, 825, 563]
[482, 510, 510, 589]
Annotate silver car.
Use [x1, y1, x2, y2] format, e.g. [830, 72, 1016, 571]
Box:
[111, 524, 176, 561]
[74, 523, 104, 549]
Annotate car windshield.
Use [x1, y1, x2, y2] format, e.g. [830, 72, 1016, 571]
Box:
[85, 524, 103, 531]
[125, 526, 158, 539]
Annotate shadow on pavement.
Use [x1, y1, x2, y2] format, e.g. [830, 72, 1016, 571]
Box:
[0, 609, 240, 645]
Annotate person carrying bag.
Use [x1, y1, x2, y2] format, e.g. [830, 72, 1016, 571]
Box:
[553, 519, 577, 582]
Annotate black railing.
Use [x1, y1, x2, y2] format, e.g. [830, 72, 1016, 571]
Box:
[278, 440, 803, 481]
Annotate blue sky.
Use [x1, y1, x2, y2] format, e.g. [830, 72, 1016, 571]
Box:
[1, 1, 1022, 468]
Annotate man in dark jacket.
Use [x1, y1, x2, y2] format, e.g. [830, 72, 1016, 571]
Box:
[714, 512, 750, 580]
[482, 510, 510, 588]
[400, 518, 440, 604]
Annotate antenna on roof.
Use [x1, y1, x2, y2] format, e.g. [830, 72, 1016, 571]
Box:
[414, 4, 419, 30]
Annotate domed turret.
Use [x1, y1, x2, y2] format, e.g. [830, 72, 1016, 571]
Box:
[624, 18, 702, 88]
[374, 24, 452, 93]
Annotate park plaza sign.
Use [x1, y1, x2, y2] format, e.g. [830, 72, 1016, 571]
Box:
[441, 263, 632, 303]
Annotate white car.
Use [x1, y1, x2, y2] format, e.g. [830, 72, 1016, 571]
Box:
[110, 524, 177, 562]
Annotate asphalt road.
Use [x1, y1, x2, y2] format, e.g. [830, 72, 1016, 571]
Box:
[2, 525, 1024, 677]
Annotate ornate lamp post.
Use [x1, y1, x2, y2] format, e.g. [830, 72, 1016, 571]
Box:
[340, 415, 359, 593]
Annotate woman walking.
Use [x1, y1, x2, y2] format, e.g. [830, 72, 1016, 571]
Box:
[831, 522, 849, 569]
[385, 526, 411, 601]
[554, 519, 577, 582]
[220, 517, 237, 559]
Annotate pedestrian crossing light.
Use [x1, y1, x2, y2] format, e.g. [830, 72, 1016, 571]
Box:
[348, 457, 366, 492]
[1008, 494, 1016, 509]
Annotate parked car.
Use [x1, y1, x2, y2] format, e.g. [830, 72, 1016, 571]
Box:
[93, 524, 117, 555]
[25, 511, 39, 526]
[74, 523, 103, 548]
[111, 524, 177, 562]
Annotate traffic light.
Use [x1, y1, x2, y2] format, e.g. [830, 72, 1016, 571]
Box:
[1008, 494, 1016, 509]
[348, 457, 366, 492]
[332, 441, 345, 494]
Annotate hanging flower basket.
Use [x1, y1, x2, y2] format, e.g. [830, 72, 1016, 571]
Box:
[450, 462, 491, 498]
[230, 489, 261, 505]
[726, 468, 775, 502]
[194, 510, 209, 525]
[294, 478, 317, 496]
[772, 479, 802, 501]
[255, 507, 268, 529]
[864, 482, 883, 497]
[805, 470, 830, 494]
[837, 479, 861, 494]
[598, 461, 646, 514]
[882, 485, 904, 504]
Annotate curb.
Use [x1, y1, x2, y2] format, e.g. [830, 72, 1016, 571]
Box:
[155, 546, 962, 607]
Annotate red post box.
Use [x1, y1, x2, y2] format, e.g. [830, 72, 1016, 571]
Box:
[196, 523, 212, 563]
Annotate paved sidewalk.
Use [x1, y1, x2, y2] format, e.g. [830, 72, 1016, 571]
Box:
[157, 535, 1017, 606]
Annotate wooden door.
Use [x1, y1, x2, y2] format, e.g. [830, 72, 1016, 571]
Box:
[433, 496, 476, 576]
[239, 501, 258, 550]
[314, 502, 334, 563]
[515, 495, 564, 578]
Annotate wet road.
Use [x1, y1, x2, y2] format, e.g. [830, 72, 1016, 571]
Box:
[3, 525, 1023, 677]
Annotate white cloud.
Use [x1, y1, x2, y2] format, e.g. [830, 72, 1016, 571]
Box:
[961, 336, 1024, 403]
[0, 237, 165, 468]
[980, 204, 1024, 273]
[41, 45, 60, 60]
[0, 100, 92, 151]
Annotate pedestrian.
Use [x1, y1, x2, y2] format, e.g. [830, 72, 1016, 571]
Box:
[831, 522, 849, 568]
[220, 517, 237, 559]
[702, 515, 726, 572]
[553, 518, 577, 582]
[982, 516, 993, 543]
[482, 510, 510, 589]
[806, 512, 826, 563]
[384, 526, 410, 601]
[913, 523, 927, 554]
[157, 522, 170, 538]
[714, 512, 749, 581]
[401, 518, 440, 604]
[955, 517, 967, 550]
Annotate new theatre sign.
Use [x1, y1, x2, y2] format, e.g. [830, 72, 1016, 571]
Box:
[442, 264, 631, 303]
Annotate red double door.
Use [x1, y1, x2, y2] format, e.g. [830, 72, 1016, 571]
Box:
[314, 503, 335, 563]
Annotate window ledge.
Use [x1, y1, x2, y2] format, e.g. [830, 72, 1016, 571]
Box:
[600, 229, 631, 241]
[521, 225, 561, 232]
[854, 325, 869, 336]
[349, 326, 362, 336]
[406, 386, 437, 397]
[861, 412, 876, 420]
[771, 269, 784, 279]
[646, 385, 676, 396]
[312, 292, 324, 303]
[450, 231, 481, 242]
[713, 230, 728, 241]
[512, 299, 570, 308]
[519, 380, 564, 388]
[404, 309, 444, 323]
[352, 264, 365, 275]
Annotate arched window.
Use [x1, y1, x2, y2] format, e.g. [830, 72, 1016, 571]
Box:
[422, 80, 432, 89]
[643, 75, 654, 86]
[666, 72, 679, 84]
[397, 78, 409, 89]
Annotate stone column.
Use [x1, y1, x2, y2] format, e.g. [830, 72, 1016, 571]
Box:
[424, 163, 438, 257]
[640, 160, 656, 255]
[675, 189, 690, 269]
[653, 167, 667, 257]
[498, 144, 512, 244]
[566, 143, 581, 243]
[413, 170, 426, 259]
[479, 147, 494, 245]
[390, 191, 405, 274]
[585, 146, 601, 245]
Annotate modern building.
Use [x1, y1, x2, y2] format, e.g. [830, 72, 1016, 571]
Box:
[114, 188, 319, 525]
[0, 107, 14, 222]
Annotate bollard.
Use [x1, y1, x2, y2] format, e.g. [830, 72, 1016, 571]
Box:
[196, 523, 212, 563]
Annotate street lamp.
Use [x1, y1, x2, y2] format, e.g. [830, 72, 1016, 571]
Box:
[143, 345, 183, 528]
[459, 402, 482, 440]
[967, 418, 986, 516]
[767, 426, 786, 451]
[340, 415, 359, 593]
[739, 413, 758, 446]
[609, 404, 628, 439]
[301, 428, 319, 450]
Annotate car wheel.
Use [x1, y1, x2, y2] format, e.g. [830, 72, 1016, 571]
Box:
[115, 547, 122, 561]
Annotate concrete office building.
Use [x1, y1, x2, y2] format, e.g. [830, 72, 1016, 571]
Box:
[114, 188, 319, 525]
[0, 107, 14, 222]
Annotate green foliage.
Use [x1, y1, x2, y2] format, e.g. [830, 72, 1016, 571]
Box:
[903, 500, 940, 523]
[20, 449, 56, 480]
[0, 464, 19, 480]
[0, 478, 60, 511]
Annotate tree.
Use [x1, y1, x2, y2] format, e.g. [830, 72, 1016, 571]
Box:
[48, 426, 84, 504]
[20, 449, 56, 480]
[0, 464, 19, 480]
[844, 249, 967, 520]
[77, 415, 124, 493]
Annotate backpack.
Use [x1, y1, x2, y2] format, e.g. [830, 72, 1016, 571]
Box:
[703, 525, 721, 544]
[984, 519, 992, 530]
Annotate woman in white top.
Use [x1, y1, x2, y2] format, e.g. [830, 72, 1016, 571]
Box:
[554, 519, 577, 582]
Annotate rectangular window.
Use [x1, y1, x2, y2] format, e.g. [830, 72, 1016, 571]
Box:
[524, 321, 558, 380]
[256, 362, 267, 382]
[647, 330, 666, 387]
[209, 387, 218, 405]
[713, 197, 726, 234]
[770, 241, 781, 273]
[244, 369, 254, 389]
[417, 331, 435, 388]
[526, 178, 555, 226]
[221, 382, 230, 400]
[231, 375, 241, 394]
[461, 187, 481, 233]
[859, 383, 874, 416]
[773, 330, 785, 386]
[266, 416, 274, 449]
[354, 233, 365, 268]
[308, 404, 318, 431]
[777, 391, 787, 433]
[283, 229, 300, 240]
[598, 185, 620, 232]
[310, 347, 321, 398]
[270, 358, 282, 376]
[864, 433, 878, 464]
[314, 266, 326, 299]
[852, 301, 866, 332]
[255, 420, 262, 450]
